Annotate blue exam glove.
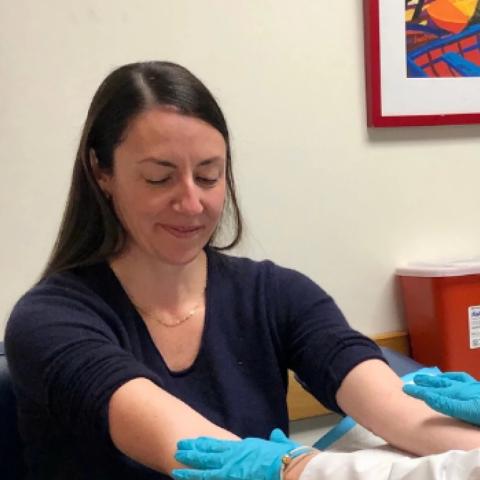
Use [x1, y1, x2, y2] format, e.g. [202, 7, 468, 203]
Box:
[171, 428, 300, 480]
[403, 371, 480, 426]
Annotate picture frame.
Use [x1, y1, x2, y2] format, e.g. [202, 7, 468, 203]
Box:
[364, 0, 480, 127]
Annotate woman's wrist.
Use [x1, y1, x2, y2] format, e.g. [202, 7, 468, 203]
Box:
[283, 451, 319, 480]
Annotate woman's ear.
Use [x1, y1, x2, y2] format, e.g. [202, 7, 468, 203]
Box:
[90, 149, 112, 199]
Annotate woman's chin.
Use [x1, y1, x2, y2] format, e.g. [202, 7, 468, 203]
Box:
[153, 247, 206, 267]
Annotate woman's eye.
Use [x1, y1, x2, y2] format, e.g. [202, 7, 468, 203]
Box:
[196, 177, 218, 187]
[145, 177, 171, 185]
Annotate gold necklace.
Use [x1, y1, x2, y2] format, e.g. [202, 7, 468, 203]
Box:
[127, 257, 207, 328]
[130, 277, 207, 328]
[134, 301, 203, 328]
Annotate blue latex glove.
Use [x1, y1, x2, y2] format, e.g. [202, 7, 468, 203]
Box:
[171, 428, 300, 480]
[403, 371, 480, 426]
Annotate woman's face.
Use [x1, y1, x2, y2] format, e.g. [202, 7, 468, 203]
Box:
[96, 107, 227, 266]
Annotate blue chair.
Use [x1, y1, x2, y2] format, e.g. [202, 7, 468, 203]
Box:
[0, 342, 24, 479]
[380, 347, 423, 377]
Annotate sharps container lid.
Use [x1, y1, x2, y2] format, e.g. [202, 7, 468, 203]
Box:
[396, 258, 480, 277]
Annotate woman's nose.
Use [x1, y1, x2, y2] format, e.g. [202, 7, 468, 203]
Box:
[171, 179, 204, 215]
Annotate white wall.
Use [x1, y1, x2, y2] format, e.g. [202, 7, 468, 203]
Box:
[2, 0, 480, 337]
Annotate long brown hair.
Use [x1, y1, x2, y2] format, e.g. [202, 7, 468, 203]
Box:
[42, 62, 242, 279]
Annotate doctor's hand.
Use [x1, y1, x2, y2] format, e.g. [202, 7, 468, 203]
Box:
[403, 372, 480, 426]
[171, 428, 302, 480]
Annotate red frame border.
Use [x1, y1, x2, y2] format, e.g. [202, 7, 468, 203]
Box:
[363, 0, 480, 127]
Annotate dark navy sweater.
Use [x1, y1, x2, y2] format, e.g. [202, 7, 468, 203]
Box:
[5, 249, 384, 479]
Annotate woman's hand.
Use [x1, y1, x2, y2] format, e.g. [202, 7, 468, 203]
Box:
[403, 372, 480, 426]
[171, 428, 301, 480]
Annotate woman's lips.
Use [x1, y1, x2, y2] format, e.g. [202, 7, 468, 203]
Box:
[160, 224, 205, 238]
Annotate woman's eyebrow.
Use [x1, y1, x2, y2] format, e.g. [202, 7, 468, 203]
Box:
[138, 156, 224, 167]
[138, 157, 176, 167]
[197, 156, 225, 166]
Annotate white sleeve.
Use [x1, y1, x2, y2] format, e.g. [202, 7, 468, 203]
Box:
[299, 448, 480, 480]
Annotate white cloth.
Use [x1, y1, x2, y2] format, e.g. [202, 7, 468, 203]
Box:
[301, 418, 480, 480]
[299, 448, 480, 480]
[299, 366, 480, 479]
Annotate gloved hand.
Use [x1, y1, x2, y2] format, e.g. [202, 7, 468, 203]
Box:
[403, 371, 480, 426]
[171, 428, 300, 480]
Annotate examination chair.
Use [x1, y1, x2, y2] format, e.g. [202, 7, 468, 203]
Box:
[380, 346, 423, 377]
[0, 342, 24, 479]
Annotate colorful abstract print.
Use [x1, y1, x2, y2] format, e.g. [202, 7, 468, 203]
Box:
[406, 0, 480, 77]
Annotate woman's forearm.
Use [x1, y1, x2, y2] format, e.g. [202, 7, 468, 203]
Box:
[336, 360, 480, 455]
[108, 377, 239, 473]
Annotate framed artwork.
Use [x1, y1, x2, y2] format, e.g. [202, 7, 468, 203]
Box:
[364, 0, 480, 127]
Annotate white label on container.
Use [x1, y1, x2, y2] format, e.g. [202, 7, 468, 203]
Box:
[469, 306, 480, 349]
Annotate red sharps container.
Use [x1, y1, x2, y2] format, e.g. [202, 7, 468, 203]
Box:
[396, 260, 480, 378]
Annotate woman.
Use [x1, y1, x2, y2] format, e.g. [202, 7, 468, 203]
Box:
[5, 61, 480, 480]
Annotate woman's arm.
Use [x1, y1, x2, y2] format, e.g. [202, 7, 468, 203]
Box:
[109, 377, 239, 473]
[5, 285, 239, 476]
[336, 359, 480, 455]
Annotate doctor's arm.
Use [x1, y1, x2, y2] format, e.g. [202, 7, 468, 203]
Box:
[170, 360, 480, 480]
[295, 448, 480, 480]
[336, 359, 480, 456]
[172, 427, 480, 480]
[403, 371, 480, 425]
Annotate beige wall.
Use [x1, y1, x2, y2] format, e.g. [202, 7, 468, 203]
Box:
[2, 0, 480, 337]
